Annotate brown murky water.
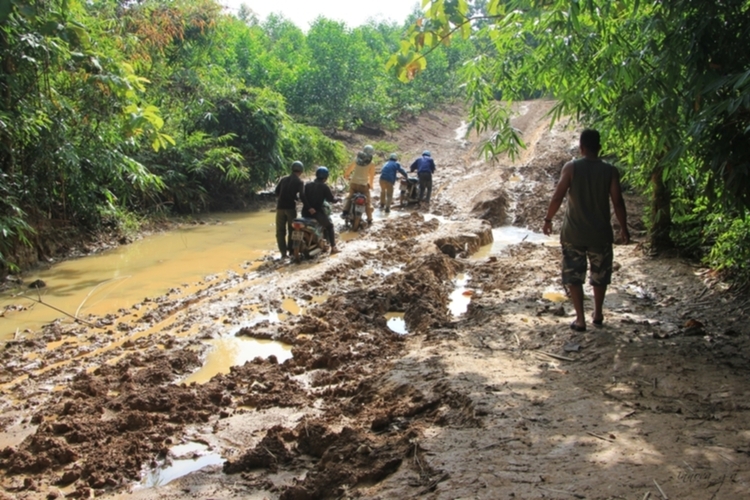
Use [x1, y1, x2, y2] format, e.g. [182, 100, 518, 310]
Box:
[472, 226, 555, 260]
[0, 212, 277, 340]
[182, 336, 293, 385]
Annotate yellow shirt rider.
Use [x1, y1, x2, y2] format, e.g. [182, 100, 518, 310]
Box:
[342, 145, 375, 223]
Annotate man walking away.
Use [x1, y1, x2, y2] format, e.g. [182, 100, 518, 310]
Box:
[379, 153, 408, 212]
[542, 129, 629, 331]
[274, 161, 305, 259]
[410, 150, 436, 204]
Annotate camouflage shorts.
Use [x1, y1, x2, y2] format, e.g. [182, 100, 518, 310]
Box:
[561, 242, 613, 286]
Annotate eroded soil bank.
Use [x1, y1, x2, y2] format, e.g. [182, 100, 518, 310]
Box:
[2, 102, 750, 500]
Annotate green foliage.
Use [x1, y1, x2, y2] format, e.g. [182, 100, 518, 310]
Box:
[1, 0, 476, 271]
[0, 173, 33, 272]
[280, 123, 347, 174]
[394, 0, 750, 281]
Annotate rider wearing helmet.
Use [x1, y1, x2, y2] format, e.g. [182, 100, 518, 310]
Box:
[342, 144, 376, 224]
[409, 150, 436, 204]
[274, 161, 306, 258]
[378, 153, 408, 213]
[302, 166, 339, 254]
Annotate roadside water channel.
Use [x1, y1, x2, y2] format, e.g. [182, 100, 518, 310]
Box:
[0, 211, 278, 340]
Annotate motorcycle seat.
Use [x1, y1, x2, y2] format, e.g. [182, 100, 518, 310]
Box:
[294, 217, 319, 226]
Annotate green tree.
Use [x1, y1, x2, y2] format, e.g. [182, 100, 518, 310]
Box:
[393, 0, 750, 277]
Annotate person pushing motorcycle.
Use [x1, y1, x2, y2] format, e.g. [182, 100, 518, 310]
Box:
[342, 144, 375, 224]
[410, 150, 436, 204]
[274, 160, 305, 259]
[303, 167, 339, 254]
[379, 153, 408, 213]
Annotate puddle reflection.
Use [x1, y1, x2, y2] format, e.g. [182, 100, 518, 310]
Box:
[543, 291, 568, 303]
[473, 226, 554, 259]
[140, 442, 224, 488]
[449, 274, 472, 317]
[182, 335, 292, 385]
[384, 312, 408, 335]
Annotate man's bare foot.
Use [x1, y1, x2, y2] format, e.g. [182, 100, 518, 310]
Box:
[570, 321, 586, 332]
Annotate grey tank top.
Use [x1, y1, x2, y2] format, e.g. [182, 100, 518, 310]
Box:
[560, 158, 615, 247]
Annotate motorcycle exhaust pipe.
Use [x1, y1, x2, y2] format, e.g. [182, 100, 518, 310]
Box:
[309, 248, 322, 256]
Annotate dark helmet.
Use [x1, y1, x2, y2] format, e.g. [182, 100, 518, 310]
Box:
[389, 153, 398, 161]
[291, 161, 304, 173]
[363, 145, 374, 155]
[315, 166, 329, 180]
[422, 150, 431, 157]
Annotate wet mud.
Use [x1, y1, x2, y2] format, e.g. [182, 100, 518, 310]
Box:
[2, 102, 750, 500]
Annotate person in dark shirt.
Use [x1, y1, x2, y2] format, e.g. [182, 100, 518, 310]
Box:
[274, 161, 305, 258]
[409, 150, 436, 204]
[302, 166, 339, 254]
[543, 129, 629, 331]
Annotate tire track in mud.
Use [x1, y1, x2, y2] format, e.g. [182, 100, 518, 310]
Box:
[0, 207, 493, 498]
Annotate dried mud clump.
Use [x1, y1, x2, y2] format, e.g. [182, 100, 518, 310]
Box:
[394, 254, 458, 333]
[471, 188, 509, 227]
[213, 356, 310, 409]
[372, 212, 439, 241]
[279, 426, 408, 500]
[434, 224, 492, 258]
[0, 350, 227, 492]
[223, 427, 294, 473]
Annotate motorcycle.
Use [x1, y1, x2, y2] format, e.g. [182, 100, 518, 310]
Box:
[344, 192, 368, 231]
[399, 176, 420, 206]
[290, 218, 328, 262]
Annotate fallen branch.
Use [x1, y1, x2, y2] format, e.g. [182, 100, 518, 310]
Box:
[418, 472, 449, 495]
[653, 479, 668, 499]
[535, 350, 576, 362]
[76, 275, 132, 318]
[538, 486, 585, 498]
[586, 431, 615, 443]
[17, 294, 95, 327]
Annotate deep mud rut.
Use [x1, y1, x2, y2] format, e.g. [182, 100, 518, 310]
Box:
[2, 101, 750, 500]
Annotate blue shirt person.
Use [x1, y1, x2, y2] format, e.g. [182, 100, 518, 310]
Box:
[379, 153, 409, 212]
[409, 150, 436, 204]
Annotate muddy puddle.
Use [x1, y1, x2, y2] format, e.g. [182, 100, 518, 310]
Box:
[384, 312, 408, 334]
[139, 442, 224, 488]
[182, 335, 292, 385]
[472, 225, 554, 259]
[449, 273, 473, 317]
[0, 212, 277, 339]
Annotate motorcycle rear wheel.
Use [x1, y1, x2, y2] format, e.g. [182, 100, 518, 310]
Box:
[352, 214, 361, 231]
[293, 247, 301, 263]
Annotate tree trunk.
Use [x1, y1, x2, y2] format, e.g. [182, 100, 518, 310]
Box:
[650, 165, 672, 250]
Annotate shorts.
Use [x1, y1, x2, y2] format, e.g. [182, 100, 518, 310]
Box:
[561, 242, 613, 286]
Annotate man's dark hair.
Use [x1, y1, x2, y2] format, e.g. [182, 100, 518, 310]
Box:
[580, 129, 601, 154]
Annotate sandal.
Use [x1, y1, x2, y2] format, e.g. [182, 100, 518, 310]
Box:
[592, 317, 604, 326]
[570, 321, 586, 332]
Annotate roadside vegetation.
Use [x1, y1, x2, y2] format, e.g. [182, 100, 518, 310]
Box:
[393, 0, 750, 284]
[3, 0, 749, 286]
[0, 0, 471, 272]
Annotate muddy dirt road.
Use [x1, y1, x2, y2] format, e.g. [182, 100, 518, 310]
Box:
[2, 101, 750, 500]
